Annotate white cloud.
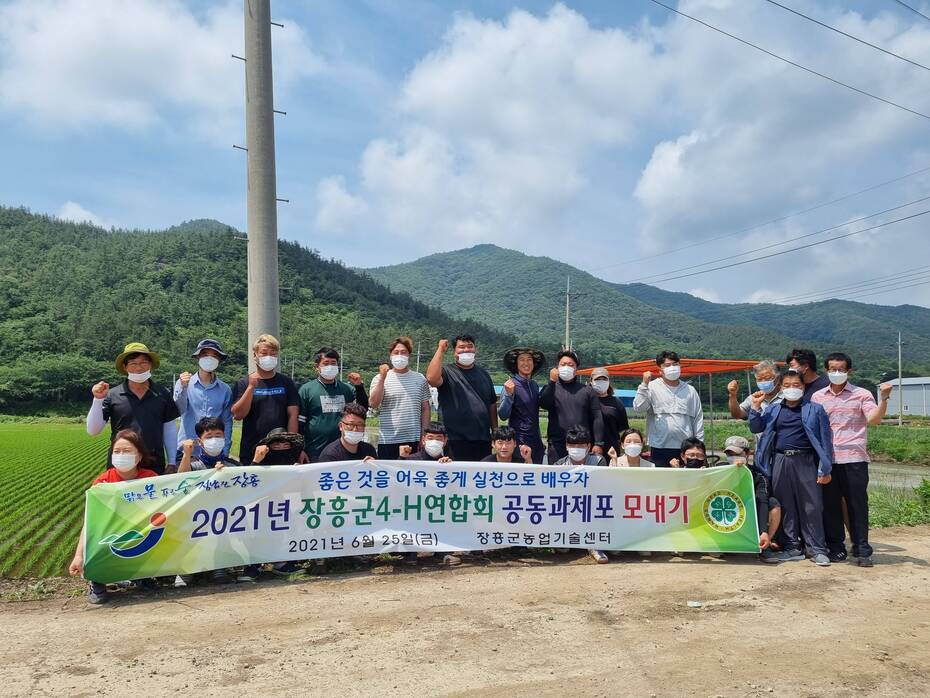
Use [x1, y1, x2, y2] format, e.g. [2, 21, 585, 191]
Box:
[0, 0, 323, 142]
[315, 176, 368, 231]
[688, 287, 721, 303]
[57, 201, 111, 228]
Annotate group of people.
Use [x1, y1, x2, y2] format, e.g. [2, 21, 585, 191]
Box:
[70, 335, 892, 603]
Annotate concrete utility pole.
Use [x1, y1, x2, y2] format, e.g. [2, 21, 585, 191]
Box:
[564, 276, 571, 350]
[897, 331, 904, 427]
[245, 0, 280, 370]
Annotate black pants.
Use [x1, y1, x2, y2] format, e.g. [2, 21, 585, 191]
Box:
[822, 461, 872, 558]
[546, 439, 567, 464]
[649, 447, 680, 469]
[516, 434, 546, 464]
[771, 451, 827, 556]
[377, 441, 419, 460]
[448, 440, 491, 463]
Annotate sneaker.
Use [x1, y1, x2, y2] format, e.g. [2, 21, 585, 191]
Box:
[134, 578, 159, 591]
[759, 548, 781, 564]
[269, 561, 302, 577]
[828, 551, 848, 563]
[237, 565, 261, 583]
[402, 551, 419, 564]
[777, 548, 805, 562]
[173, 574, 191, 588]
[589, 549, 609, 564]
[856, 555, 874, 567]
[210, 569, 232, 584]
[87, 582, 109, 604]
[812, 554, 831, 567]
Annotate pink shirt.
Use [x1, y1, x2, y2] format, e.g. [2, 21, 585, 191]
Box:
[811, 383, 877, 464]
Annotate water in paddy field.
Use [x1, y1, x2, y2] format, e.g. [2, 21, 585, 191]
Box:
[869, 462, 930, 489]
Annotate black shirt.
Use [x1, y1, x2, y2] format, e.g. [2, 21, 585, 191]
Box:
[317, 438, 378, 463]
[232, 373, 300, 465]
[803, 374, 831, 403]
[437, 364, 496, 441]
[401, 449, 443, 461]
[538, 380, 605, 445]
[597, 394, 630, 454]
[102, 380, 180, 474]
[774, 403, 812, 451]
[481, 452, 525, 463]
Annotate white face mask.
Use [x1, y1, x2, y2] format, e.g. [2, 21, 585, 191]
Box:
[457, 352, 476, 367]
[198, 356, 220, 372]
[127, 370, 151, 383]
[257, 355, 278, 372]
[390, 355, 409, 370]
[343, 429, 365, 445]
[828, 371, 848, 385]
[567, 447, 589, 462]
[424, 439, 444, 457]
[662, 365, 681, 381]
[111, 452, 138, 472]
[558, 365, 576, 381]
[591, 379, 609, 393]
[782, 387, 804, 401]
[319, 364, 339, 380]
[201, 437, 225, 456]
[623, 443, 643, 458]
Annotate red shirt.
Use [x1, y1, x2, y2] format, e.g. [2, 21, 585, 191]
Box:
[92, 468, 159, 486]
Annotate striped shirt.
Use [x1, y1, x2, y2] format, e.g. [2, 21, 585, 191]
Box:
[370, 370, 431, 445]
[810, 383, 877, 464]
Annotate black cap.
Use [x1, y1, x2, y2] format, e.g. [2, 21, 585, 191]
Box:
[192, 338, 228, 359]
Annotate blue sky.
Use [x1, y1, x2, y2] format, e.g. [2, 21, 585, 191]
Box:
[2, 0, 930, 307]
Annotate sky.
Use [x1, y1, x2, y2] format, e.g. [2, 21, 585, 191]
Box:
[2, 0, 930, 307]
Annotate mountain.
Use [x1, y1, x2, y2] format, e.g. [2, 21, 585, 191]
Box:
[0, 208, 516, 405]
[366, 244, 929, 385]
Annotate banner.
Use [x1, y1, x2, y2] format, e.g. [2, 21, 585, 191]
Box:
[83, 461, 759, 584]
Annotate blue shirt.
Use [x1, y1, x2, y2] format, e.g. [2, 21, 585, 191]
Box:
[173, 373, 233, 457]
[774, 402, 812, 451]
[498, 375, 543, 447]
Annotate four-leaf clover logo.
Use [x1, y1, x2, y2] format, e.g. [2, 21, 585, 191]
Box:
[702, 489, 746, 533]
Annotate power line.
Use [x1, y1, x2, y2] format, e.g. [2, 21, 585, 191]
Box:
[841, 276, 930, 301]
[763, 0, 930, 72]
[775, 269, 930, 304]
[893, 0, 930, 24]
[768, 263, 930, 302]
[648, 0, 930, 120]
[595, 164, 930, 271]
[625, 193, 930, 283]
[640, 207, 930, 284]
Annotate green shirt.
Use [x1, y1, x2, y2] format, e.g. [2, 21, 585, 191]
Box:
[298, 378, 360, 458]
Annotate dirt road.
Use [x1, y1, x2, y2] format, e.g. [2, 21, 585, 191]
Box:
[3, 525, 930, 697]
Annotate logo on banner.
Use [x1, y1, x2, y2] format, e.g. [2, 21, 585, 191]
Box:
[98, 512, 168, 558]
[702, 490, 745, 533]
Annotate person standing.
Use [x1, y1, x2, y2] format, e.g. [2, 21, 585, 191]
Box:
[231, 334, 300, 465]
[811, 352, 892, 566]
[749, 369, 834, 566]
[727, 359, 782, 431]
[426, 335, 497, 462]
[632, 350, 704, 468]
[368, 337, 431, 460]
[786, 348, 830, 402]
[589, 367, 629, 457]
[298, 346, 369, 461]
[539, 350, 604, 464]
[174, 339, 232, 462]
[86, 342, 180, 474]
[498, 347, 546, 464]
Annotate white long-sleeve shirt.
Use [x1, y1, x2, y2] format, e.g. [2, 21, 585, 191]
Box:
[633, 379, 704, 450]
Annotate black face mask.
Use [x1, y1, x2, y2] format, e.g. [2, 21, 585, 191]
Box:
[684, 457, 706, 469]
[262, 446, 301, 465]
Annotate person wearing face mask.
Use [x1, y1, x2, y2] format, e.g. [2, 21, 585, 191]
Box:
[369, 337, 432, 460]
[69, 429, 160, 604]
[554, 425, 608, 564]
[811, 352, 892, 566]
[723, 436, 782, 563]
[608, 428, 654, 467]
[178, 417, 241, 472]
[669, 438, 709, 469]
[427, 334, 498, 462]
[727, 360, 783, 431]
[317, 402, 378, 463]
[231, 334, 300, 465]
[786, 348, 830, 403]
[749, 369, 834, 566]
[589, 367, 629, 458]
[298, 346, 369, 460]
[399, 421, 454, 463]
[633, 350, 704, 468]
[87, 342, 180, 475]
[498, 347, 546, 464]
[174, 339, 233, 463]
[539, 350, 605, 464]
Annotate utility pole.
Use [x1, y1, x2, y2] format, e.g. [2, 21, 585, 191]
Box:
[897, 331, 904, 427]
[416, 341, 421, 373]
[340, 344, 345, 383]
[564, 276, 571, 350]
[244, 0, 280, 370]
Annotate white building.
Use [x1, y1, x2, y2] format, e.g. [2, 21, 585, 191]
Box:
[886, 377, 930, 417]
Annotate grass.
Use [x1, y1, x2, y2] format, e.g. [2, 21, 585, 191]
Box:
[869, 480, 930, 528]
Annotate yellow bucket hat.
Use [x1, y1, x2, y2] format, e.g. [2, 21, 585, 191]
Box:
[114, 342, 161, 374]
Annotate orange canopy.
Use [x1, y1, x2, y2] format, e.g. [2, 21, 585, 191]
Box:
[577, 358, 762, 378]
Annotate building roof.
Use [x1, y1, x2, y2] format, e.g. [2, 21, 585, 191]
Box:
[889, 377, 930, 386]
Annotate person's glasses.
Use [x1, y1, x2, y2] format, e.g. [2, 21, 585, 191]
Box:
[341, 421, 365, 432]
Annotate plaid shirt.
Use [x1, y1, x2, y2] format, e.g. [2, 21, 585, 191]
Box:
[810, 383, 877, 464]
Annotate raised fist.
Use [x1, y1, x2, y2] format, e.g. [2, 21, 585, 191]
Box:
[503, 378, 515, 395]
[179, 371, 192, 388]
[642, 371, 653, 385]
[247, 372, 261, 388]
[727, 380, 739, 396]
[437, 339, 449, 353]
[549, 367, 559, 382]
[347, 372, 362, 386]
[379, 364, 390, 379]
[91, 381, 109, 399]
[399, 444, 413, 458]
[519, 444, 532, 462]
